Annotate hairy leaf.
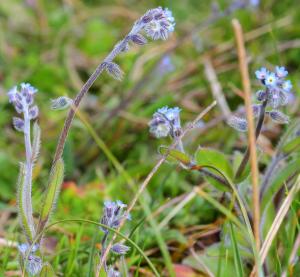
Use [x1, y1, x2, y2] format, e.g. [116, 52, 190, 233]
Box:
[17, 163, 34, 241]
[39, 159, 64, 231]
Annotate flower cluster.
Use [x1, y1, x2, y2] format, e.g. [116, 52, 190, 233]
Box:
[255, 66, 292, 109]
[100, 200, 130, 234]
[148, 106, 182, 138]
[228, 66, 293, 132]
[7, 83, 38, 132]
[99, 200, 130, 275]
[18, 243, 42, 276]
[134, 7, 175, 41]
[103, 7, 175, 81]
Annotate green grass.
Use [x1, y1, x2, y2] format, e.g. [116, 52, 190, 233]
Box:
[1, 0, 300, 276]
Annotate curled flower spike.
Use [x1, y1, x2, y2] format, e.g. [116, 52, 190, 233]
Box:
[148, 106, 182, 138]
[142, 7, 175, 40]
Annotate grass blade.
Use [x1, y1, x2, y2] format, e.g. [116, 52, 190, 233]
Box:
[229, 222, 245, 277]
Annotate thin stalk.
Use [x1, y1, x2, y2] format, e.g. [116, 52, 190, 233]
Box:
[232, 19, 261, 273]
[22, 100, 35, 241]
[235, 98, 268, 179]
[100, 233, 109, 273]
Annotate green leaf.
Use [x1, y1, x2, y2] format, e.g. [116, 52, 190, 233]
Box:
[195, 148, 233, 177]
[282, 136, 300, 154]
[229, 222, 245, 277]
[183, 243, 236, 276]
[17, 163, 34, 241]
[261, 158, 300, 211]
[159, 146, 192, 166]
[195, 148, 233, 190]
[39, 159, 64, 232]
[40, 263, 56, 277]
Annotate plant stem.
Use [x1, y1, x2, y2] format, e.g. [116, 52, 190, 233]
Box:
[100, 232, 109, 273]
[22, 101, 36, 241]
[235, 98, 268, 179]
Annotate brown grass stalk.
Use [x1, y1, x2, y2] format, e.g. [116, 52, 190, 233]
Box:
[232, 18, 260, 255]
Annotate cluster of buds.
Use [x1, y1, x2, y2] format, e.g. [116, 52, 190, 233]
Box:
[18, 243, 42, 276]
[255, 66, 292, 109]
[7, 83, 38, 132]
[148, 106, 182, 138]
[103, 7, 175, 81]
[228, 66, 293, 132]
[100, 200, 130, 234]
[99, 200, 130, 275]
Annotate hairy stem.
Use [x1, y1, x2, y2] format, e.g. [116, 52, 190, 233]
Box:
[22, 101, 36, 241]
[235, 97, 268, 179]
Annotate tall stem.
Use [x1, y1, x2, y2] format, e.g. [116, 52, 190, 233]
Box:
[23, 102, 36, 240]
[235, 98, 268, 179]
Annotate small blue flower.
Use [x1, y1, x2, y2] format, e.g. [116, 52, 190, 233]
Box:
[275, 66, 288, 78]
[282, 80, 293, 92]
[265, 72, 277, 87]
[255, 67, 268, 80]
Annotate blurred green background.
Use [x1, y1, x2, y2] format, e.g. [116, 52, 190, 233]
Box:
[0, 0, 299, 275]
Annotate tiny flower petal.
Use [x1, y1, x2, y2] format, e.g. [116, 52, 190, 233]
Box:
[275, 66, 288, 78]
[282, 80, 293, 93]
[255, 67, 268, 80]
[265, 72, 277, 87]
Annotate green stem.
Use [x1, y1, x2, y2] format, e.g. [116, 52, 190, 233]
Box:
[235, 98, 268, 179]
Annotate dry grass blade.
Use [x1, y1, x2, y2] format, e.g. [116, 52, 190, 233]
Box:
[232, 19, 260, 252]
[250, 175, 300, 276]
[203, 57, 231, 118]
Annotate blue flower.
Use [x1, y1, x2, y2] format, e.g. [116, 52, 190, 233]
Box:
[149, 106, 182, 138]
[265, 72, 277, 87]
[255, 67, 268, 80]
[275, 66, 288, 78]
[282, 80, 293, 92]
